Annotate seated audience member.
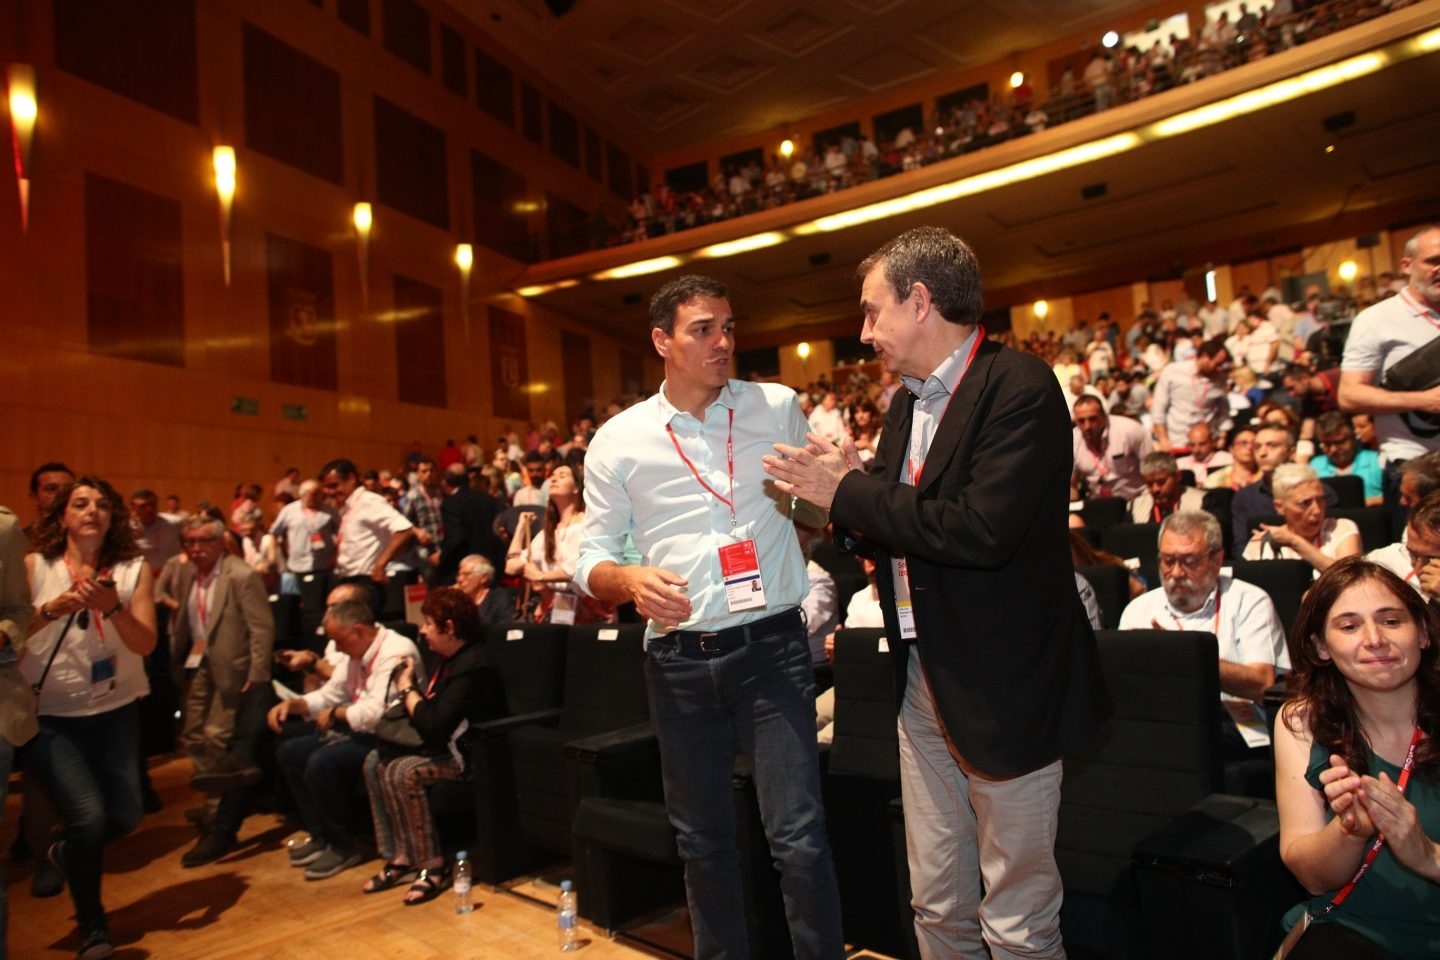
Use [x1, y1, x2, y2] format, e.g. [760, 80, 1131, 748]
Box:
[454, 555, 515, 626]
[361, 588, 506, 904]
[1119, 511, 1288, 757]
[795, 515, 839, 665]
[1177, 423, 1233, 486]
[268, 599, 420, 880]
[1231, 425, 1336, 555]
[1273, 559, 1440, 959]
[1310, 411, 1384, 506]
[1073, 395, 1153, 501]
[816, 558, 885, 745]
[1350, 411, 1379, 453]
[1205, 427, 1260, 492]
[1244, 463, 1361, 574]
[1370, 491, 1440, 607]
[1130, 452, 1206, 523]
[1397, 451, 1440, 512]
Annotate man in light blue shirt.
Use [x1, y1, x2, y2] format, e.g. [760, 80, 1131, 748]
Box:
[578, 275, 842, 960]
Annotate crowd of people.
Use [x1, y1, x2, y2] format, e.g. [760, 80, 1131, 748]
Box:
[599, 0, 1411, 251]
[2, 221, 1437, 960]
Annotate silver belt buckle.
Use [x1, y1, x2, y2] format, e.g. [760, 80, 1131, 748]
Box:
[698, 632, 721, 654]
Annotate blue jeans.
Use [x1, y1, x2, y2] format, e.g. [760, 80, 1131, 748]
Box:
[21, 701, 143, 932]
[645, 611, 843, 960]
[275, 729, 374, 854]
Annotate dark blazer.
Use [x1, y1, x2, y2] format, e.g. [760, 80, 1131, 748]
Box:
[475, 586, 517, 626]
[408, 640, 508, 756]
[436, 486, 503, 586]
[832, 338, 1111, 777]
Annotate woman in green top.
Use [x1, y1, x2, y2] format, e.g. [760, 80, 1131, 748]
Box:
[1275, 557, 1440, 958]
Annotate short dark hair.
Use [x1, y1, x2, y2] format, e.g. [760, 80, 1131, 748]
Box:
[30, 462, 74, 494]
[857, 226, 983, 326]
[1314, 411, 1353, 437]
[649, 275, 729, 334]
[1073, 394, 1105, 416]
[320, 458, 358, 481]
[443, 464, 468, 489]
[1411, 490, 1440, 538]
[421, 586, 483, 643]
[1196, 337, 1229, 361]
[1401, 452, 1440, 503]
[131, 489, 157, 503]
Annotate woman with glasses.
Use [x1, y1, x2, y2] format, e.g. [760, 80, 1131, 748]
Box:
[1274, 558, 1440, 958]
[1205, 427, 1260, 491]
[21, 476, 157, 960]
[1244, 463, 1361, 575]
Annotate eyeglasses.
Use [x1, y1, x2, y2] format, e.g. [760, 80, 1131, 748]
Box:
[181, 537, 220, 548]
[1232, 440, 1255, 448]
[1158, 552, 1216, 573]
[1408, 549, 1440, 570]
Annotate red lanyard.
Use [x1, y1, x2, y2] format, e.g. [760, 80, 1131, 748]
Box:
[193, 568, 217, 631]
[1170, 582, 1222, 637]
[908, 326, 986, 486]
[425, 659, 447, 697]
[1322, 726, 1424, 914]
[667, 407, 736, 529]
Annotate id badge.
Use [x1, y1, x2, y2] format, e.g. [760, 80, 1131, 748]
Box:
[184, 634, 208, 671]
[309, 530, 325, 548]
[892, 557, 917, 640]
[550, 591, 578, 625]
[89, 655, 118, 702]
[719, 538, 766, 612]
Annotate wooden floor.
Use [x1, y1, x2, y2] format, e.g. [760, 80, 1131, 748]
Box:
[4, 755, 661, 960]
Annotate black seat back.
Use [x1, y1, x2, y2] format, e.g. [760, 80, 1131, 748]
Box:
[1331, 505, 1391, 553]
[1080, 496, 1128, 533]
[486, 621, 569, 715]
[1076, 563, 1130, 630]
[1319, 474, 1364, 508]
[828, 628, 897, 780]
[560, 623, 649, 734]
[1229, 559, 1312, 634]
[1102, 522, 1162, 567]
[1058, 629, 1222, 956]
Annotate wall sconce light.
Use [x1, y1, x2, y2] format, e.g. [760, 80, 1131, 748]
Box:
[1337, 259, 1359, 283]
[1033, 299, 1050, 321]
[1010, 71, 1025, 89]
[352, 202, 372, 305]
[779, 138, 795, 159]
[796, 341, 812, 360]
[455, 243, 474, 321]
[7, 65, 37, 233]
[1102, 30, 1120, 48]
[212, 146, 237, 286]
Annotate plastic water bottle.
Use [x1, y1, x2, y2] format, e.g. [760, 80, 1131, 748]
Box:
[453, 850, 474, 914]
[558, 879, 579, 950]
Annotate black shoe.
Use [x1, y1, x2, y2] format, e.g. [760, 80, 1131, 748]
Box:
[77, 924, 114, 960]
[189, 755, 263, 795]
[181, 831, 237, 868]
[183, 805, 215, 831]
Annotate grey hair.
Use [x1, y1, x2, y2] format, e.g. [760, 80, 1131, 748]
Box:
[1140, 452, 1178, 475]
[1403, 224, 1440, 260]
[325, 598, 376, 630]
[1158, 510, 1223, 554]
[1272, 462, 1320, 503]
[460, 554, 495, 583]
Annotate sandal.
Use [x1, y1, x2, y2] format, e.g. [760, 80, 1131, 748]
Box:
[403, 866, 452, 906]
[362, 863, 416, 894]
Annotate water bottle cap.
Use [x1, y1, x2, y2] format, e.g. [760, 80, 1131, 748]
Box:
[560, 880, 572, 891]
[457, 850, 468, 858]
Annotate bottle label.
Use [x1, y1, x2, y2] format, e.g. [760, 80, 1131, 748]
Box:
[454, 879, 472, 894]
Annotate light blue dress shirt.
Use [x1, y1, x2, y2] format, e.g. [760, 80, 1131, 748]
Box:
[578, 380, 811, 638]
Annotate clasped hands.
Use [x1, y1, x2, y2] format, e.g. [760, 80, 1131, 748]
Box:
[761, 432, 864, 510]
[1319, 753, 1438, 877]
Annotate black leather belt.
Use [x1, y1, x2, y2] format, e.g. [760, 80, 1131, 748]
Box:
[658, 608, 802, 658]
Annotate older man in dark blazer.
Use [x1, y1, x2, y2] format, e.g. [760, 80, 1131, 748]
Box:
[435, 464, 503, 586]
[766, 226, 1110, 960]
[168, 514, 274, 867]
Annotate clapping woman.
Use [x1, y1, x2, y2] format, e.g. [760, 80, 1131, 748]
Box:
[1274, 558, 1440, 958]
[21, 477, 157, 959]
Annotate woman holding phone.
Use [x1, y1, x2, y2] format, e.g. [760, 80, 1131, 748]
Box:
[21, 476, 157, 960]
